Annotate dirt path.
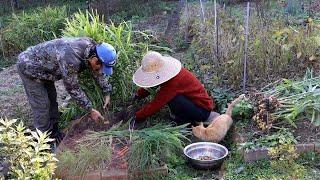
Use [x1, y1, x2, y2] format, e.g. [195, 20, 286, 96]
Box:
[0, 65, 68, 126]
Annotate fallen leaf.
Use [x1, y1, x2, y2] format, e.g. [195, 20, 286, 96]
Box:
[200, 65, 211, 71]
[297, 52, 302, 59]
[227, 60, 234, 64]
[232, 37, 237, 43]
[309, 55, 316, 61]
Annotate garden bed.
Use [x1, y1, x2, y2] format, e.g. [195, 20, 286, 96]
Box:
[55, 111, 169, 179]
[232, 119, 320, 162]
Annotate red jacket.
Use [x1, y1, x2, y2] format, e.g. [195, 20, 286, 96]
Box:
[135, 68, 214, 120]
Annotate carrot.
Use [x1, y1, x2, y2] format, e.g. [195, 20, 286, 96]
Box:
[117, 146, 129, 157]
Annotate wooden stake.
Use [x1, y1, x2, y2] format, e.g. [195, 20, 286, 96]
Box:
[199, 0, 206, 24]
[0, 22, 6, 60]
[214, 0, 219, 60]
[243, 2, 250, 93]
[185, 0, 189, 43]
[308, 0, 312, 17]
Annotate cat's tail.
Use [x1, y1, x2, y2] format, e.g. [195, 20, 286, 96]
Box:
[225, 94, 245, 116]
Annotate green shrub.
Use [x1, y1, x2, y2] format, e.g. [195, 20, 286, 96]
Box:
[0, 6, 68, 58]
[232, 100, 254, 120]
[90, 0, 176, 22]
[0, 118, 57, 179]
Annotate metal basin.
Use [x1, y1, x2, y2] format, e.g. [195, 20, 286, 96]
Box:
[183, 142, 228, 169]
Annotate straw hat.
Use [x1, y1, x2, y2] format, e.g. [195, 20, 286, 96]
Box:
[133, 51, 182, 88]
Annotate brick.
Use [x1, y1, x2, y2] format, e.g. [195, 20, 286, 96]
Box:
[296, 143, 315, 154]
[101, 169, 128, 180]
[129, 165, 168, 180]
[68, 171, 101, 180]
[244, 148, 269, 163]
[232, 132, 247, 144]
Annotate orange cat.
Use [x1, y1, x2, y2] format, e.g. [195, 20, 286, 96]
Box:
[192, 95, 245, 142]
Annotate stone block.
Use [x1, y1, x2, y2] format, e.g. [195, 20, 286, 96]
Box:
[296, 143, 315, 154]
[101, 169, 128, 180]
[243, 148, 269, 163]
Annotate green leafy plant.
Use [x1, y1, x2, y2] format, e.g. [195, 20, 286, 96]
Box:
[211, 88, 235, 113]
[267, 128, 306, 180]
[224, 149, 311, 180]
[59, 102, 85, 130]
[83, 123, 191, 172]
[0, 118, 57, 179]
[252, 71, 320, 130]
[231, 100, 254, 120]
[0, 6, 67, 59]
[240, 129, 297, 152]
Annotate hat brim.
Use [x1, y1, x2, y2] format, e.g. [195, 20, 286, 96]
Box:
[133, 56, 182, 88]
[103, 64, 113, 76]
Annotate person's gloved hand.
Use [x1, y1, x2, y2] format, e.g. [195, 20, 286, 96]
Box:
[132, 94, 140, 102]
[90, 108, 104, 123]
[103, 95, 110, 109]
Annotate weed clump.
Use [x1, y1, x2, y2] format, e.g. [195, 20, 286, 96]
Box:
[0, 6, 67, 58]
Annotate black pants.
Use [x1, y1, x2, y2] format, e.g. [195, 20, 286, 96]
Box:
[168, 95, 210, 125]
[18, 70, 60, 138]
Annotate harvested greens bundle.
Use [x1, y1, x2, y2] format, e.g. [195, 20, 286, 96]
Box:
[83, 123, 191, 172]
[250, 71, 320, 130]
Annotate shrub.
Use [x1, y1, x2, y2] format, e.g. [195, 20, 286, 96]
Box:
[0, 118, 57, 179]
[89, 0, 175, 22]
[0, 6, 68, 58]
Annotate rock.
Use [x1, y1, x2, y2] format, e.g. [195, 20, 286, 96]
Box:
[0, 161, 10, 177]
[235, 165, 245, 174]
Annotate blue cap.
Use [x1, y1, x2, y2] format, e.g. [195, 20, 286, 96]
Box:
[96, 43, 117, 76]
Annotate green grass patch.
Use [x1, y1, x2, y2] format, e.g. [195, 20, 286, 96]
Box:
[224, 146, 320, 179]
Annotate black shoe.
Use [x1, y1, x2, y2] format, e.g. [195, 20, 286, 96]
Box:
[49, 127, 65, 152]
[55, 131, 64, 145]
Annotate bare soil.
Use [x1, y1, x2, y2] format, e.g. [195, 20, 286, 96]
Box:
[0, 65, 70, 126]
[0, 65, 30, 122]
[61, 105, 133, 148]
[292, 120, 320, 143]
[58, 106, 139, 172]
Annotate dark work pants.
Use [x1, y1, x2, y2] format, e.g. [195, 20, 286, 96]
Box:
[18, 70, 60, 137]
[168, 95, 210, 125]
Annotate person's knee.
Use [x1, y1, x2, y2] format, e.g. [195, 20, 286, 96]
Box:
[168, 94, 186, 107]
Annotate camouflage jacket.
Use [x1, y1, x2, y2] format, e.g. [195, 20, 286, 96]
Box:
[17, 37, 112, 111]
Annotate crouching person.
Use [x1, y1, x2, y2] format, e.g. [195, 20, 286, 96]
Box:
[17, 37, 117, 147]
[132, 51, 219, 125]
